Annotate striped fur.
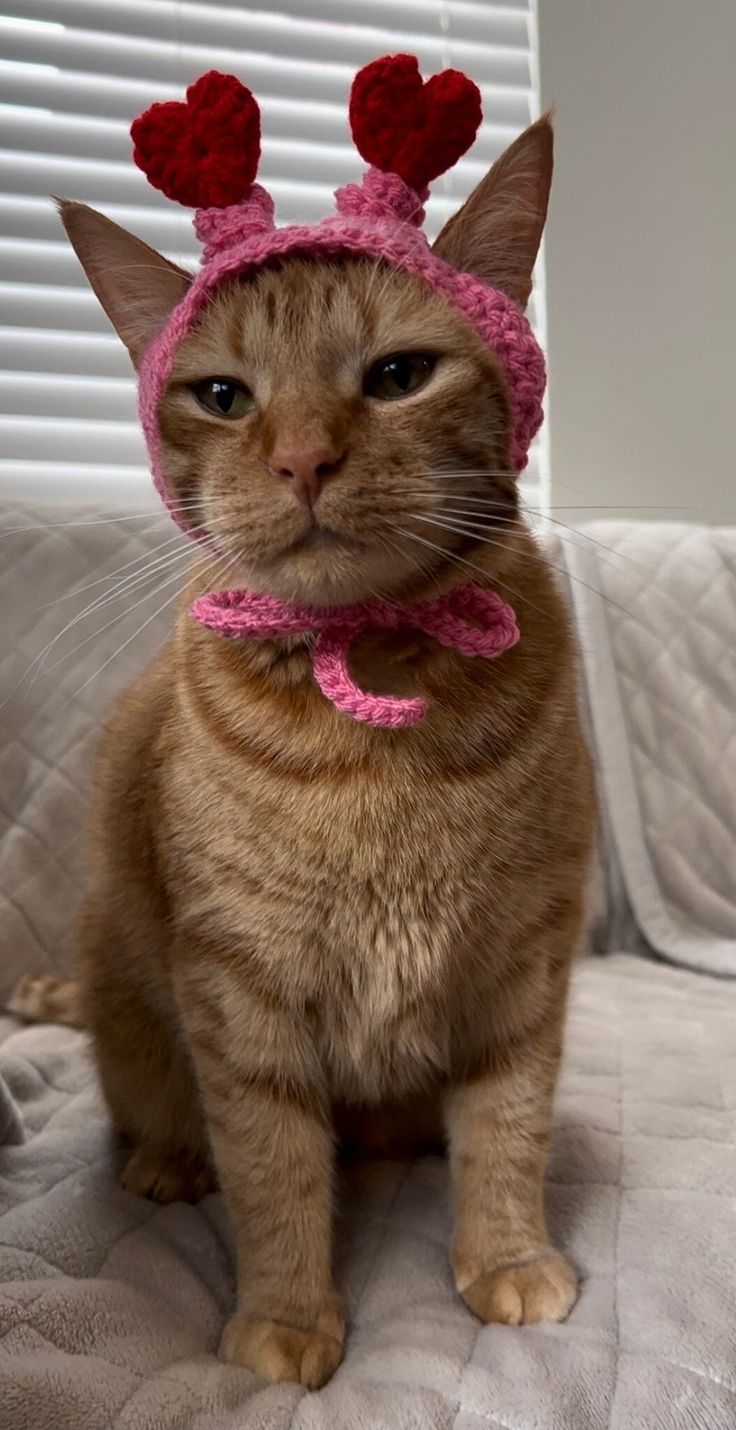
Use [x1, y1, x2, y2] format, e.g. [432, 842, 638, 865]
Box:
[44, 125, 594, 1386]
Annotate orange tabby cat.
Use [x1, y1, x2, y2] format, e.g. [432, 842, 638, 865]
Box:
[17, 118, 595, 1387]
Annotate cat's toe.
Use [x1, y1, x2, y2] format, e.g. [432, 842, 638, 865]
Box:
[121, 1145, 215, 1204]
[460, 1250, 577, 1325]
[220, 1314, 344, 1388]
[8, 973, 81, 1026]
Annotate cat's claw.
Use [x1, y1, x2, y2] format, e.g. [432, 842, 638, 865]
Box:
[459, 1251, 577, 1326]
[220, 1312, 344, 1388]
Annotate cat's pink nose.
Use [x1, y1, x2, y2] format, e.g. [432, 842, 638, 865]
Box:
[269, 443, 345, 508]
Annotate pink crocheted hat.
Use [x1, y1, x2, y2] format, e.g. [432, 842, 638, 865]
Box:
[132, 54, 546, 531]
[127, 55, 542, 728]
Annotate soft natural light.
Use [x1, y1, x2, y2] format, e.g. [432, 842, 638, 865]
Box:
[0, 101, 54, 118]
[0, 14, 64, 31]
[0, 56, 61, 74]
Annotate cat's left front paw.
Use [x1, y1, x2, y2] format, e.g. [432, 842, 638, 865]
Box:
[458, 1250, 577, 1326]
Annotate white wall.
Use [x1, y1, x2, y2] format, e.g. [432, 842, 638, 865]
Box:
[538, 0, 736, 521]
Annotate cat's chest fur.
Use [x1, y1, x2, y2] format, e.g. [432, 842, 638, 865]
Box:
[309, 855, 458, 1100]
[168, 741, 482, 1102]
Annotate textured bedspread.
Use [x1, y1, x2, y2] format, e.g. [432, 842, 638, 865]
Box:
[1, 502, 735, 1428]
[2, 952, 736, 1430]
[566, 522, 736, 977]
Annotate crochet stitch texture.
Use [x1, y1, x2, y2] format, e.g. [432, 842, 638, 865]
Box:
[191, 583, 520, 729]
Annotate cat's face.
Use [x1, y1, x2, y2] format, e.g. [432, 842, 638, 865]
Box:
[60, 113, 552, 606]
[158, 258, 514, 606]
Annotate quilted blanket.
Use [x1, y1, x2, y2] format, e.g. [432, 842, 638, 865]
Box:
[565, 522, 736, 976]
[0, 499, 182, 1003]
[2, 951, 736, 1430]
[1, 502, 735, 1428]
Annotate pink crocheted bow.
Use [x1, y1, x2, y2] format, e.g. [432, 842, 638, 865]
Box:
[190, 581, 519, 728]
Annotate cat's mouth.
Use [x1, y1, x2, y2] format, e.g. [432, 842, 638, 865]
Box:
[284, 524, 368, 555]
[219, 504, 502, 610]
[237, 518, 376, 606]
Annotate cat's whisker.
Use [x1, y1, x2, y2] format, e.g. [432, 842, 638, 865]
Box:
[1, 511, 184, 539]
[39, 528, 192, 607]
[31, 537, 203, 656]
[0, 498, 233, 548]
[61, 538, 198, 619]
[197, 531, 248, 575]
[391, 489, 517, 503]
[408, 477, 517, 489]
[525, 503, 699, 512]
[416, 511, 635, 625]
[401, 474, 700, 514]
[0, 542, 192, 715]
[410, 513, 636, 619]
[15, 536, 215, 704]
[379, 532, 436, 588]
[40, 546, 203, 678]
[58, 574, 200, 712]
[407, 515, 526, 583]
[418, 505, 643, 572]
[392, 493, 648, 572]
[411, 513, 519, 552]
[520, 507, 656, 568]
[385, 522, 549, 620]
[58, 542, 243, 711]
[399, 466, 666, 498]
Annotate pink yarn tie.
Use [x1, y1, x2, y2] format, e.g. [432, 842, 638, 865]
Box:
[190, 581, 519, 727]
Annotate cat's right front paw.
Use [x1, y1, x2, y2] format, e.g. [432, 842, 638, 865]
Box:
[219, 1309, 344, 1388]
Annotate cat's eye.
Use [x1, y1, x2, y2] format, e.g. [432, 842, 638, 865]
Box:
[364, 353, 436, 401]
[193, 378, 254, 419]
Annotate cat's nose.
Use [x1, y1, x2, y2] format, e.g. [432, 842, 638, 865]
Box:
[269, 443, 345, 508]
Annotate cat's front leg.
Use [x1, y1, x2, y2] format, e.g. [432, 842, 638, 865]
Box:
[175, 955, 344, 1388]
[445, 1016, 577, 1326]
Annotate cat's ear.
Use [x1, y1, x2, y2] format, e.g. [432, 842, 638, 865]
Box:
[432, 114, 553, 310]
[58, 200, 191, 367]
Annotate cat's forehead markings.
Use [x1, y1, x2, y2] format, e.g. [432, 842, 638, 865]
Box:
[225, 293, 247, 365]
[252, 269, 360, 360]
[321, 282, 336, 315]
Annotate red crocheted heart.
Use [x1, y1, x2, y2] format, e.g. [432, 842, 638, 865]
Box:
[349, 53, 482, 193]
[131, 70, 261, 210]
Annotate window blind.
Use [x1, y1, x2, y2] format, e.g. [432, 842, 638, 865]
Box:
[0, 0, 547, 506]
